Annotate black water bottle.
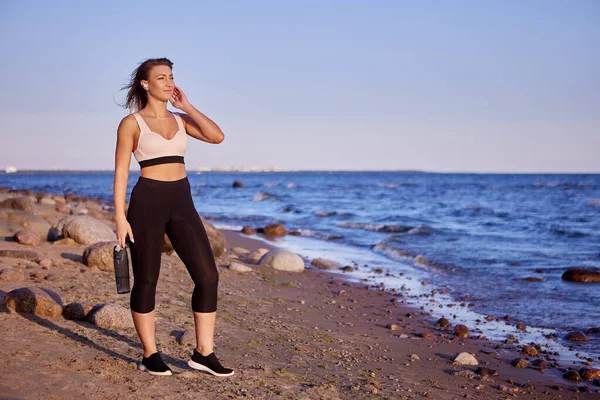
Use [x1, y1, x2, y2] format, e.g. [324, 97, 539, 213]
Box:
[113, 244, 131, 294]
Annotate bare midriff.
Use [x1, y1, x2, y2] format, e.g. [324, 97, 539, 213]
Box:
[140, 163, 187, 181]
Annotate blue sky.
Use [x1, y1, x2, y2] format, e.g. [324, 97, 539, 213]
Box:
[0, 0, 598, 172]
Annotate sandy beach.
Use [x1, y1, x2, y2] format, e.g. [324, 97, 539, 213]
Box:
[0, 187, 598, 400]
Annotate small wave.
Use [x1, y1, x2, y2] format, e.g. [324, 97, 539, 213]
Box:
[315, 211, 354, 218]
[286, 183, 297, 189]
[338, 221, 414, 233]
[264, 182, 280, 187]
[372, 242, 415, 260]
[549, 226, 587, 238]
[372, 243, 457, 272]
[280, 205, 301, 213]
[407, 225, 433, 236]
[377, 183, 400, 188]
[291, 228, 344, 240]
[252, 192, 280, 202]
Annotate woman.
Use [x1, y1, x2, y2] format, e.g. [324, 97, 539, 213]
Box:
[113, 57, 233, 377]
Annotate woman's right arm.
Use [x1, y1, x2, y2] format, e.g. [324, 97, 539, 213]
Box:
[114, 115, 137, 248]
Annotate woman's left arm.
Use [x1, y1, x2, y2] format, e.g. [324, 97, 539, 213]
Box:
[171, 85, 225, 144]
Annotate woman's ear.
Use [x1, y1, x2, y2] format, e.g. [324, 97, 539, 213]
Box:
[141, 80, 149, 90]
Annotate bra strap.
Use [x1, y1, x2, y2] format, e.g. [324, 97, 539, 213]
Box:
[173, 112, 185, 132]
[133, 113, 151, 133]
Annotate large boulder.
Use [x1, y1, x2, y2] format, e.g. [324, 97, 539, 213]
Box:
[0, 208, 51, 240]
[3, 287, 63, 318]
[86, 303, 134, 330]
[163, 217, 225, 258]
[58, 215, 116, 245]
[200, 217, 226, 258]
[260, 249, 305, 272]
[83, 241, 119, 272]
[0, 197, 36, 214]
[562, 268, 600, 283]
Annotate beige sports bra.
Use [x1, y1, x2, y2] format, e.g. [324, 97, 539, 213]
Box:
[132, 112, 188, 168]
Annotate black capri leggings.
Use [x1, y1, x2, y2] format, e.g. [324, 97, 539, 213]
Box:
[126, 176, 218, 313]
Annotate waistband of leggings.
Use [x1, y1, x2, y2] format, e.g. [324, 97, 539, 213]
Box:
[136, 176, 189, 188]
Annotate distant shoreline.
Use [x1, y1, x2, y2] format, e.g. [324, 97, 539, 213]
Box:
[1, 170, 599, 175]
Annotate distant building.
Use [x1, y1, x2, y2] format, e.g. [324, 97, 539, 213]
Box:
[4, 166, 17, 173]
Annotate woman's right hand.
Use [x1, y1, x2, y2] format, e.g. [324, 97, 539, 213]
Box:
[116, 217, 135, 248]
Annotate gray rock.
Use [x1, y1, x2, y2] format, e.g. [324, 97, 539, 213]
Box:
[453, 352, 479, 366]
[3, 287, 63, 318]
[229, 263, 253, 273]
[63, 301, 95, 320]
[86, 303, 134, 330]
[311, 258, 341, 270]
[248, 248, 270, 262]
[200, 217, 226, 258]
[60, 215, 116, 245]
[14, 229, 41, 246]
[452, 370, 476, 379]
[83, 241, 119, 272]
[0, 208, 51, 240]
[0, 197, 36, 213]
[176, 329, 196, 346]
[260, 249, 305, 272]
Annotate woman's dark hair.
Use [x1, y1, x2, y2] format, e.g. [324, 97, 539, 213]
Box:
[121, 57, 173, 111]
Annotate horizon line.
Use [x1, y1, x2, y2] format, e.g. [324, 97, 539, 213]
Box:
[2, 169, 600, 175]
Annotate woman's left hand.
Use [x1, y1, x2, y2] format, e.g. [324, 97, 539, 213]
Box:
[170, 85, 190, 110]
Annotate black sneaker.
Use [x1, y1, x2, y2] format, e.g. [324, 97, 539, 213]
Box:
[138, 352, 173, 376]
[187, 349, 234, 377]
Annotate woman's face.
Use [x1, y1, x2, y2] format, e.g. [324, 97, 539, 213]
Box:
[142, 65, 174, 102]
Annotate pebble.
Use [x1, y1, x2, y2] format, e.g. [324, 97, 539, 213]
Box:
[452, 370, 476, 379]
[563, 370, 582, 382]
[385, 323, 401, 331]
[475, 367, 498, 377]
[522, 345, 538, 356]
[510, 358, 528, 368]
[565, 331, 589, 342]
[454, 324, 469, 339]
